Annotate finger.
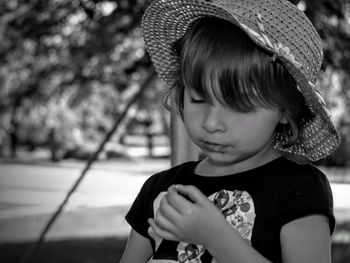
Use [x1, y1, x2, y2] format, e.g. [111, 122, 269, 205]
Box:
[147, 218, 179, 241]
[166, 185, 193, 213]
[174, 184, 208, 204]
[155, 208, 178, 234]
[148, 226, 163, 250]
[159, 193, 182, 222]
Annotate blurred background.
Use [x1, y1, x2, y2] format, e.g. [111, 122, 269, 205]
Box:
[0, 0, 349, 262]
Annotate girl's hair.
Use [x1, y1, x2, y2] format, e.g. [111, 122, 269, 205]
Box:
[164, 17, 314, 147]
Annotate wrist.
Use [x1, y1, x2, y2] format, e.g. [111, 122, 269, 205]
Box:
[204, 221, 272, 263]
[203, 216, 232, 249]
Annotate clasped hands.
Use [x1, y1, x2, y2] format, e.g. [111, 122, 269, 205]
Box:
[148, 184, 228, 247]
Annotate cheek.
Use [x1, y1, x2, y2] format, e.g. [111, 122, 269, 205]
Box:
[183, 107, 206, 141]
[236, 115, 279, 141]
[183, 109, 199, 132]
[257, 121, 279, 141]
[183, 100, 203, 126]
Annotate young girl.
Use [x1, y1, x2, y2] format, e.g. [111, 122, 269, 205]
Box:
[120, 0, 341, 262]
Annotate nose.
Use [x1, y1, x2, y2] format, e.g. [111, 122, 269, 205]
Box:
[201, 106, 226, 133]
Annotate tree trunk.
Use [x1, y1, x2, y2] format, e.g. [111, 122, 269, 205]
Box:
[9, 108, 19, 159]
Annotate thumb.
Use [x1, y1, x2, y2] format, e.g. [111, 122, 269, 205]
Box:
[174, 184, 207, 204]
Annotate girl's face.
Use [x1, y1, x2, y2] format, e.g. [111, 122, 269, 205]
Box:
[183, 87, 283, 175]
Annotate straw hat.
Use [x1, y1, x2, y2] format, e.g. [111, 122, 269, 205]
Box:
[141, 0, 340, 162]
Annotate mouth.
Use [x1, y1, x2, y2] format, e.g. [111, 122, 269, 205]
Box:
[201, 140, 230, 152]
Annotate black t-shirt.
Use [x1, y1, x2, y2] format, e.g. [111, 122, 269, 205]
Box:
[125, 156, 335, 263]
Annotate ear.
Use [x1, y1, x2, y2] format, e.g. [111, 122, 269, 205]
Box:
[279, 112, 289, 124]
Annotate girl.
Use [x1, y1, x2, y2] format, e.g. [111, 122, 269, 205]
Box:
[120, 0, 341, 262]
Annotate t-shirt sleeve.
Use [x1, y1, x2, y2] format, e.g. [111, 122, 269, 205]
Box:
[278, 167, 335, 234]
[125, 175, 156, 239]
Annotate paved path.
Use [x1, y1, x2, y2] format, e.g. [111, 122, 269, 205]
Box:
[0, 159, 169, 218]
[0, 159, 349, 243]
[0, 159, 169, 243]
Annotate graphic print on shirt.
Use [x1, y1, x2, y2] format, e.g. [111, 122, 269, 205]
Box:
[147, 189, 256, 263]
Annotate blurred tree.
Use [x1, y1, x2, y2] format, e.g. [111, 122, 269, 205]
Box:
[0, 0, 153, 159]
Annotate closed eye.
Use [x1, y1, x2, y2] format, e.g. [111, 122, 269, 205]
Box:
[190, 97, 205, 104]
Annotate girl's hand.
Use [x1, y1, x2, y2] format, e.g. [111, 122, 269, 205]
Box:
[147, 184, 228, 247]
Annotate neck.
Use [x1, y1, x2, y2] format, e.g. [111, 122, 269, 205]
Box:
[196, 147, 281, 177]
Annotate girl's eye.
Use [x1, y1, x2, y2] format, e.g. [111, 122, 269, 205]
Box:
[190, 97, 205, 104]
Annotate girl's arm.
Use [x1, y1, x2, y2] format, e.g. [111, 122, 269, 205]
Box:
[119, 228, 153, 263]
[200, 216, 272, 263]
[203, 214, 331, 263]
[280, 214, 331, 263]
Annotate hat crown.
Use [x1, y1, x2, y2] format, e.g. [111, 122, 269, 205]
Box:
[212, 0, 323, 84]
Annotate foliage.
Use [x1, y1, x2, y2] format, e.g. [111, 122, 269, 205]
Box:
[0, 0, 153, 159]
[0, 0, 349, 164]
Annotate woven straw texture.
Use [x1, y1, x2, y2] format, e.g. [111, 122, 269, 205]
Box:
[142, 0, 340, 161]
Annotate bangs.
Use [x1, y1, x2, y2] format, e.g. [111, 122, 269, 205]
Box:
[178, 17, 293, 112]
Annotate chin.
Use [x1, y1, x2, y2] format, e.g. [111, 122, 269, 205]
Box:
[205, 151, 259, 166]
[205, 153, 239, 166]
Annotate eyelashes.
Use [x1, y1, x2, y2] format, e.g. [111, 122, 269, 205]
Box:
[190, 97, 205, 104]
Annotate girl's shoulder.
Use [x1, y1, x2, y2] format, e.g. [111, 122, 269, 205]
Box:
[274, 158, 333, 204]
[279, 157, 328, 182]
[275, 158, 335, 232]
[260, 157, 331, 194]
[249, 156, 327, 182]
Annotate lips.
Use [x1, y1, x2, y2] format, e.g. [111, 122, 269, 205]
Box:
[201, 140, 230, 152]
